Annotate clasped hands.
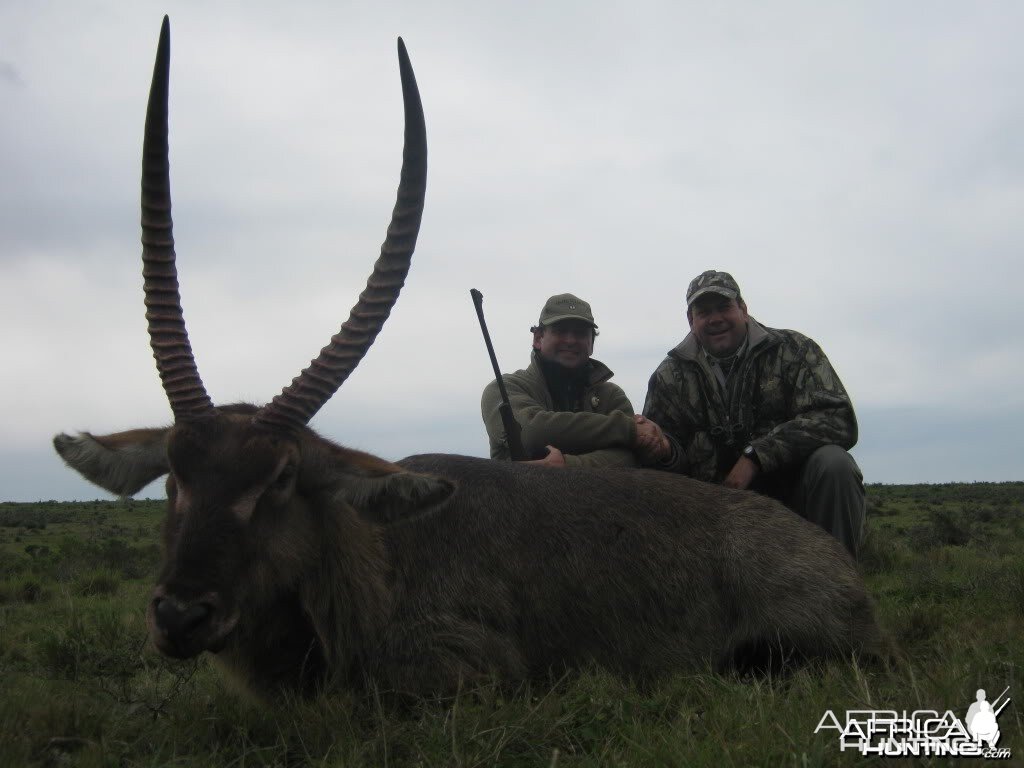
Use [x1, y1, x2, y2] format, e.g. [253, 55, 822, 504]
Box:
[632, 414, 671, 463]
[524, 415, 758, 490]
[522, 415, 673, 468]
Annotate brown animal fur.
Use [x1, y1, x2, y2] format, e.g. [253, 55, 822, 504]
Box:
[54, 405, 884, 698]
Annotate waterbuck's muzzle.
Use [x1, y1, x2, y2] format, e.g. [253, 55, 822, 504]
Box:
[148, 588, 238, 658]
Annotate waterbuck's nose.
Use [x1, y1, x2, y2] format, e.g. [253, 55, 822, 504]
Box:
[152, 596, 213, 647]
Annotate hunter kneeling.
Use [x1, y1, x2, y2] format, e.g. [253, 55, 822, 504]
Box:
[639, 270, 865, 558]
[481, 293, 663, 467]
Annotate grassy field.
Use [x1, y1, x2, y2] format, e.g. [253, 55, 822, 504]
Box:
[1, 484, 1021, 767]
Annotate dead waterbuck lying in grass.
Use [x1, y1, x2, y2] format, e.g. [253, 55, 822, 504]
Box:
[54, 17, 883, 698]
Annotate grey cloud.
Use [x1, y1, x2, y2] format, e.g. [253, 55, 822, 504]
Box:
[4, 3, 1024, 501]
[0, 60, 23, 86]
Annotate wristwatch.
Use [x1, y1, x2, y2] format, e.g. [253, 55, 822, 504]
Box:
[742, 444, 760, 467]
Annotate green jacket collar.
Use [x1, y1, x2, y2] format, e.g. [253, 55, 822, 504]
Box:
[527, 351, 616, 387]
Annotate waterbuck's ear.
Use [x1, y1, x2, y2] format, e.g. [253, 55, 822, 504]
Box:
[53, 428, 171, 498]
[333, 461, 455, 526]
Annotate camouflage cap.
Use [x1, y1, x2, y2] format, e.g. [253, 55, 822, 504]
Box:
[686, 270, 741, 307]
[534, 293, 597, 330]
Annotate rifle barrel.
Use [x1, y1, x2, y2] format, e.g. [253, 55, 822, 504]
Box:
[471, 288, 528, 460]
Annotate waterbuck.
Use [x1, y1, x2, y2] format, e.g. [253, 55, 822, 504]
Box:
[54, 18, 884, 698]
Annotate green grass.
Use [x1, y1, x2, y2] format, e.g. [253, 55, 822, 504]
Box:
[0, 486, 1021, 766]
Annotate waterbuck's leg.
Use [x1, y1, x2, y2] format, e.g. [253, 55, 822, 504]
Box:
[735, 566, 886, 672]
[374, 615, 529, 696]
[53, 427, 170, 497]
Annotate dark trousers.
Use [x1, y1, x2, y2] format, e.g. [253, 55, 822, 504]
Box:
[753, 445, 865, 559]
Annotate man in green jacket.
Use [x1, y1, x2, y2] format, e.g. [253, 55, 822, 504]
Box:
[482, 293, 661, 468]
[640, 270, 865, 557]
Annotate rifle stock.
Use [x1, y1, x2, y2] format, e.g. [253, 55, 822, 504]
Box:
[497, 403, 528, 462]
[471, 289, 529, 461]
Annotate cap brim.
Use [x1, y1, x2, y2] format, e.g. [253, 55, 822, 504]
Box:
[686, 287, 737, 307]
[540, 313, 598, 328]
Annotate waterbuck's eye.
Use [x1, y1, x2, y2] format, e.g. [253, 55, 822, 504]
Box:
[273, 464, 296, 492]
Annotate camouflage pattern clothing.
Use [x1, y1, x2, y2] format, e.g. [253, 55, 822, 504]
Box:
[642, 318, 857, 483]
[482, 352, 638, 468]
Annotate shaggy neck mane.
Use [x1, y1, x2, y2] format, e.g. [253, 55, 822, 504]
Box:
[295, 434, 396, 691]
[212, 430, 395, 696]
[301, 481, 392, 691]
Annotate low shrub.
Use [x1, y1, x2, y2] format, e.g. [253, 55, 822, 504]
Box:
[73, 568, 121, 597]
[0, 577, 49, 605]
[929, 506, 972, 546]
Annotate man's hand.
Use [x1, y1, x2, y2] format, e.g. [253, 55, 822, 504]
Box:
[723, 456, 759, 490]
[524, 445, 566, 468]
[633, 415, 670, 463]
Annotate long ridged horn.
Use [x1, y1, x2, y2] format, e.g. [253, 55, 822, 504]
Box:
[141, 16, 214, 421]
[254, 38, 427, 432]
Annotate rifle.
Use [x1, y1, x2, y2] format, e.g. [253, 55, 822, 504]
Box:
[991, 686, 1011, 717]
[470, 289, 529, 461]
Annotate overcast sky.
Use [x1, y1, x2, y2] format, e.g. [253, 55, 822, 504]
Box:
[2, 2, 1021, 502]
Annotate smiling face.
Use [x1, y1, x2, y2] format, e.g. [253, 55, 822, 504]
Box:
[533, 320, 595, 369]
[688, 294, 749, 357]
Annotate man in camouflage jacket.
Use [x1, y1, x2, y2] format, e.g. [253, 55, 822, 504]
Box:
[482, 293, 658, 468]
[640, 271, 865, 557]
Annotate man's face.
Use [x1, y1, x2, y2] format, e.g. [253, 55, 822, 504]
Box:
[688, 294, 749, 357]
[533, 320, 594, 369]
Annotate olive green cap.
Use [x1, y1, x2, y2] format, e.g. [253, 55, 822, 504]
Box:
[533, 293, 597, 330]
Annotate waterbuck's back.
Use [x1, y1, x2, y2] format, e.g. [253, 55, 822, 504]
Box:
[377, 455, 881, 687]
